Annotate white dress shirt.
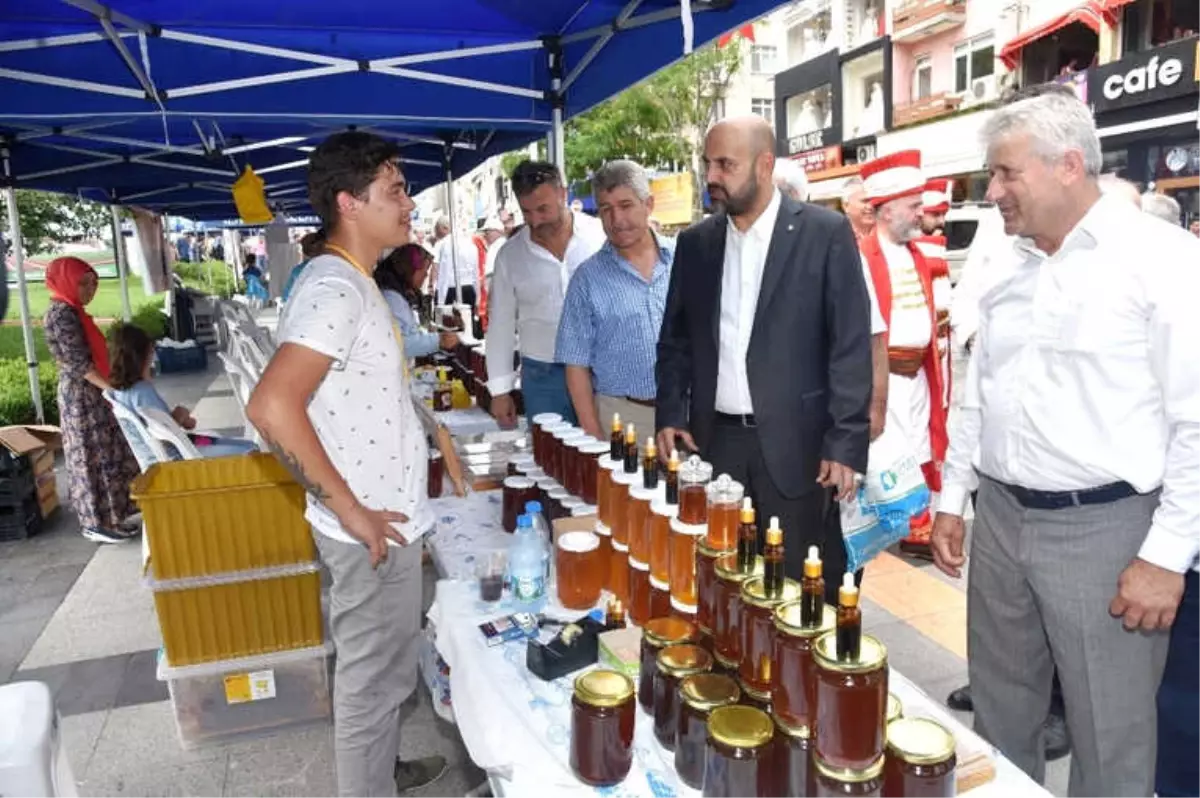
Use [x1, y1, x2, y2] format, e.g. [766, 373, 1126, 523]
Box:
[484, 236, 505, 278]
[435, 234, 478, 300]
[938, 195, 1200, 574]
[715, 189, 783, 414]
[485, 211, 607, 395]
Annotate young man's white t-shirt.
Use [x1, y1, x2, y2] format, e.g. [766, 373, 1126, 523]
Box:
[277, 253, 432, 545]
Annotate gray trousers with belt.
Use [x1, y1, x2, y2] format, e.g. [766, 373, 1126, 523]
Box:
[316, 533, 423, 797]
[968, 477, 1170, 797]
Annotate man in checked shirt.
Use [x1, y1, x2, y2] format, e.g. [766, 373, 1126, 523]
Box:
[555, 160, 675, 440]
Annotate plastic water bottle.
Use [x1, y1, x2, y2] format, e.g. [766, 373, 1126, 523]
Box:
[525, 501, 552, 583]
[509, 514, 547, 613]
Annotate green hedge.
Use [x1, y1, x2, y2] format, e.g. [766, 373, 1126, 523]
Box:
[174, 260, 242, 299]
[0, 296, 170, 426]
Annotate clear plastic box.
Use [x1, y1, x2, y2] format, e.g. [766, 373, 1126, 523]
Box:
[157, 644, 333, 749]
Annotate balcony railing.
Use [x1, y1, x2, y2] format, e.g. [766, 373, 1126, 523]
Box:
[892, 0, 967, 43]
[893, 92, 964, 127]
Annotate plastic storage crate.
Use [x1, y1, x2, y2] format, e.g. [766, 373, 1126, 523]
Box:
[158, 644, 332, 749]
[149, 565, 324, 667]
[131, 453, 315, 580]
[155, 342, 209, 374]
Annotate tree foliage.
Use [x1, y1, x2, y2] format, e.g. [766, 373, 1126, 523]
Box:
[1, 190, 115, 255]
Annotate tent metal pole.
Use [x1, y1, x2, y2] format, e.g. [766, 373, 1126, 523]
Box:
[110, 203, 132, 321]
[2, 151, 45, 424]
[443, 146, 462, 307]
[548, 42, 566, 174]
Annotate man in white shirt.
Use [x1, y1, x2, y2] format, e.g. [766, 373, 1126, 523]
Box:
[248, 132, 445, 796]
[656, 116, 874, 602]
[486, 161, 606, 427]
[430, 215, 479, 311]
[931, 92, 1200, 796]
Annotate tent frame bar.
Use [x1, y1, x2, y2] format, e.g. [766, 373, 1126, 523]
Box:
[2, 149, 46, 424]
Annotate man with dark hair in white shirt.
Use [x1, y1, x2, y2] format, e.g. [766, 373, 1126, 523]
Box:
[931, 92, 1200, 796]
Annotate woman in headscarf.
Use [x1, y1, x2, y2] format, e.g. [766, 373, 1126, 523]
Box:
[43, 257, 140, 544]
[375, 244, 458, 360]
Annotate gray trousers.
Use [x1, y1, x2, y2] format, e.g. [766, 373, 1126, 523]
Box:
[316, 533, 423, 797]
[968, 477, 1170, 796]
[596, 395, 655, 443]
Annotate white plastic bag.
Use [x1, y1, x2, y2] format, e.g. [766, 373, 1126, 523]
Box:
[841, 425, 930, 572]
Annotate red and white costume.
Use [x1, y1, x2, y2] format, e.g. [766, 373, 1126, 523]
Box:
[914, 235, 952, 411]
[858, 151, 947, 545]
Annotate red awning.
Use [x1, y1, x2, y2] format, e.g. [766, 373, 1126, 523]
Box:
[998, 0, 1135, 69]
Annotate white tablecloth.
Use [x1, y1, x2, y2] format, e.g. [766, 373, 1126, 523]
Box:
[427, 578, 1051, 798]
[425, 492, 512, 580]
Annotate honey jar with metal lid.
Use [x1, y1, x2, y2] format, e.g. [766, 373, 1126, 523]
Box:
[703, 705, 775, 797]
[713, 553, 762, 669]
[772, 601, 837, 731]
[678, 455, 713, 525]
[570, 670, 636, 787]
[653, 644, 713, 749]
[768, 714, 816, 798]
[887, 693, 903, 725]
[813, 632, 889, 772]
[676, 673, 741, 790]
[695, 536, 727, 638]
[813, 752, 885, 797]
[883, 717, 957, 797]
[705, 473, 744, 550]
[639, 617, 699, 711]
[739, 576, 801, 695]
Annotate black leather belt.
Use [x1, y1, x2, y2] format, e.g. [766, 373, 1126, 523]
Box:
[715, 411, 756, 428]
[996, 479, 1138, 510]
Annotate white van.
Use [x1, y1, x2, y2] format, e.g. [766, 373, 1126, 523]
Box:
[943, 202, 995, 285]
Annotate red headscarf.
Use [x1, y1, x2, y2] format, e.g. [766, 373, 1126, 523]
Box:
[45, 257, 111, 379]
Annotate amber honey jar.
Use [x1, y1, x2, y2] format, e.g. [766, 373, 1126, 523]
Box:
[738, 678, 772, 714]
[540, 420, 571, 472]
[649, 495, 678, 585]
[610, 540, 630, 605]
[502, 476, 537, 533]
[670, 595, 698, 626]
[628, 558, 652, 626]
[530, 413, 562, 467]
[695, 538, 725, 638]
[772, 601, 837, 731]
[563, 436, 592, 497]
[580, 442, 610, 505]
[669, 517, 705, 606]
[739, 576, 800, 696]
[770, 716, 816, 797]
[593, 523, 613, 592]
[705, 474, 744, 551]
[551, 426, 582, 483]
[596, 456, 620, 527]
[813, 633, 889, 772]
[570, 670, 636, 787]
[654, 645, 713, 750]
[627, 485, 658, 563]
[555, 530, 604, 610]
[813, 753, 885, 797]
[883, 717, 957, 797]
[610, 468, 641, 547]
[702, 705, 775, 797]
[675, 673, 741, 790]
[639, 617, 698, 710]
[650, 576, 671, 620]
[712, 554, 761, 670]
[678, 455, 713, 525]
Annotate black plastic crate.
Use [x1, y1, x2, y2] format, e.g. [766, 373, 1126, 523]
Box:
[0, 497, 43, 541]
[0, 449, 33, 479]
[0, 471, 36, 506]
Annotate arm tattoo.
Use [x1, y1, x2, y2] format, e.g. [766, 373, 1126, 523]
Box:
[263, 434, 332, 503]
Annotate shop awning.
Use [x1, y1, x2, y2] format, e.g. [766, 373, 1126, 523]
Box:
[998, 0, 1135, 70]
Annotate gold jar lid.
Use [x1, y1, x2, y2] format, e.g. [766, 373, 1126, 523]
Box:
[707, 705, 774, 750]
[771, 713, 812, 740]
[774, 602, 837, 638]
[738, 678, 771, 703]
[680, 673, 741, 712]
[741, 576, 801, 608]
[697, 538, 732, 558]
[812, 631, 887, 673]
[887, 694, 903, 725]
[657, 644, 713, 677]
[886, 717, 956, 765]
[573, 670, 634, 708]
[642, 617, 698, 649]
[715, 553, 762, 583]
[814, 753, 885, 783]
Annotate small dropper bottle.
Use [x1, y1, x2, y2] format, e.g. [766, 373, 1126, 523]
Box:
[736, 498, 757, 573]
[762, 516, 785, 598]
[836, 572, 862, 662]
[609, 413, 623, 461]
[623, 423, 638, 473]
[800, 546, 825, 627]
[665, 449, 680, 505]
[642, 437, 659, 489]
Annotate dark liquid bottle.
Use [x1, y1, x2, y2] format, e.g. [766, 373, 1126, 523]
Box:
[610, 413, 623, 461]
[624, 423, 638, 473]
[665, 449, 680, 505]
[736, 498, 757, 573]
[763, 517, 785, 599]
[607, 598, 627, 630]
[433, 366, 453, 411]
[642, 438, 659, 490]
[800, 545, 825, 627]
[836, 572, 862, 662]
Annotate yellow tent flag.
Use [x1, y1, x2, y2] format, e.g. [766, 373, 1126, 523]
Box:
[232, 165, 274, 224]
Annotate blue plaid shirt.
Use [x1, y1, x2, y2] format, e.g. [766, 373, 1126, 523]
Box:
[554, 235, 675, 400]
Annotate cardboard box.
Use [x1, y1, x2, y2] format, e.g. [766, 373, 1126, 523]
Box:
[0, 425, 61, 476]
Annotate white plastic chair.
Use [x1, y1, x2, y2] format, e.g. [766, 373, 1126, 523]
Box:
[104, 391, 172, 470]
[218, 351, 263, 446]
[139, 407, 203, 460]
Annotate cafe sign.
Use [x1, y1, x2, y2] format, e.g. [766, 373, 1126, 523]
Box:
[1090, 37, 1198, 113]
